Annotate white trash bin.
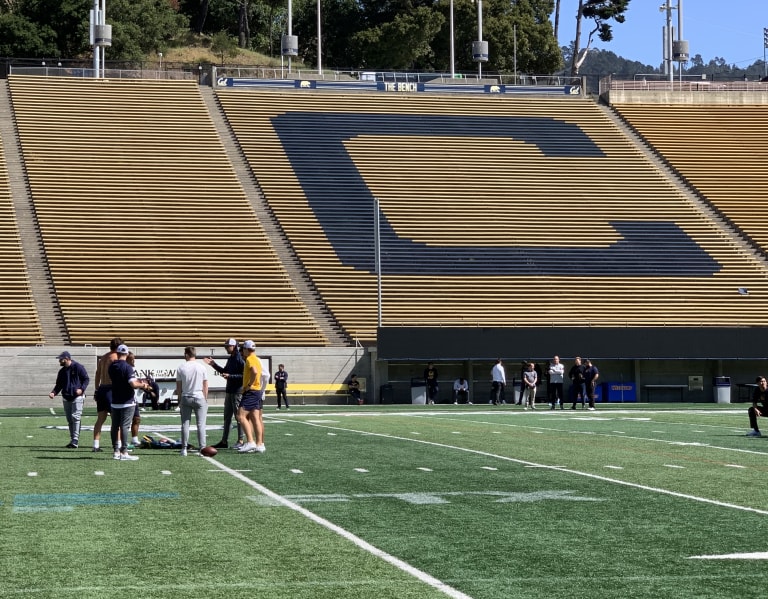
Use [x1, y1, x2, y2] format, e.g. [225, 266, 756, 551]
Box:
[713, 376, 731, 404]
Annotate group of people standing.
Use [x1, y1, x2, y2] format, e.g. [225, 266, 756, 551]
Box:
[174, 338, 269, 455]
[509, 356, 599, 410]
[423, 356, 600, 410]
[49, 337, 271, 458]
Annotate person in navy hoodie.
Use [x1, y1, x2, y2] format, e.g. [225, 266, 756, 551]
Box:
[49, 351, 89, 448]
[205, 338, 245, 449]
[108, 344, 151, 461]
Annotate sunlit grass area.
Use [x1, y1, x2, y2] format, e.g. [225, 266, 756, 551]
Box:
[2, 404, 766, 598]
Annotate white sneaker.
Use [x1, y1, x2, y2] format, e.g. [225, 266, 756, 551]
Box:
[120, 453, 139, 461]
[180, 449, 188, 457]
[453, 401, 458, 405]
[468, 401, 473, 405]
[255, 444, 266, 453]
[587, 407, 596, 411]
[238, 442, 257, 453]
[746, 429, 762, 437]
[113, 451, 121, 460]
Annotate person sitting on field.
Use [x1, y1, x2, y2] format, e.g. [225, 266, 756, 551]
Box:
[453, 378, 470, 404]
[348, 374, 362, 405]
[747, 376, 768, 437]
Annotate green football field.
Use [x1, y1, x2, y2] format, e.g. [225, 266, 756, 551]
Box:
[2, 403, 768, 598]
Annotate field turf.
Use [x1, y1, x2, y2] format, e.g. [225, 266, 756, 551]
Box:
[1, 403, 767, 598]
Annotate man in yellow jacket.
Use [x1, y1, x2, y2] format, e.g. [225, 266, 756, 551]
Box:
[237, 340, 265, 454]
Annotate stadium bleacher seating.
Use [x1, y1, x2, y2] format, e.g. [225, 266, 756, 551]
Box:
[611, 103, 768, 252]
[8, 76, 326, 346]
[216, 90, 768, 341]
[0, 131, 43, 344]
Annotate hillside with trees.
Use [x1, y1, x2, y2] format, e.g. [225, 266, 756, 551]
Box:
[0, 0, 765, 82]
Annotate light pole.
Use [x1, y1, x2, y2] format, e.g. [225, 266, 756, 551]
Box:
[281, 0, 298, 74]
[661, 0, 673, 83]
[374, 197, 382, 328]
[764, 27, 768, 78]
[471, 0, 488, 78]
[449, 0, 455, 78]
[90, 0, 111, 78]
[660, 0, 688, 85]
[317, 0, 322, 75]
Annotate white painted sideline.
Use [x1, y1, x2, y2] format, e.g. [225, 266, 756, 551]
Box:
[689, 552, 768, 560]
[205, 457, 474, 599]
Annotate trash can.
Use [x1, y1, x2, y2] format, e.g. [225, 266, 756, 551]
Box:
[380, 384, 394, 404]
[410, 379, 426, 405]
[713, 376, 731, 404]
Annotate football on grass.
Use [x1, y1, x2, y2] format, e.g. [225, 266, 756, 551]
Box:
[200, 445, 218, 457]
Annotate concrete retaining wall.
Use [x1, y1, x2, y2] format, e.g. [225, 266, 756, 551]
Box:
[0, 345, 372, 409]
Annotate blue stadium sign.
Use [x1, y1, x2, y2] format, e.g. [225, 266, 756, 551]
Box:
[376, 82, 425, 92]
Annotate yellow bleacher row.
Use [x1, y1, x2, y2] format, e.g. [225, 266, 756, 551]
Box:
[0, 125, 43, 344]
[7, 76, 326, 346]
[217, 90, 768, 341]
[3, 78, 768, 346]
[612, 104, 768, 249]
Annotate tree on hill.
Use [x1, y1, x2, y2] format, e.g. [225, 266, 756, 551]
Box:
[571, 0, 630, 75]
[0, 0, 188, 60]
[211, 30, 239, 64]
[0, 11, 58, 57]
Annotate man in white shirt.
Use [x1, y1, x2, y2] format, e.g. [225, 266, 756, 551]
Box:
[453, 377, 471, 404]
[491, 359, 506, 405]
[548, 355, 565, 410]
[175, 346, 209, 456]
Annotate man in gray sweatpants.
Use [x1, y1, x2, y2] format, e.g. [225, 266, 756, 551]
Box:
[176, 346, 209, 457]
[49, 351, 90, 448]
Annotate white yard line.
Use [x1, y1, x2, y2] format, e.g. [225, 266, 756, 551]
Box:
[423, 415, 768, 458]
[206, 457, 474, 599]
[294, 421, 768, 517]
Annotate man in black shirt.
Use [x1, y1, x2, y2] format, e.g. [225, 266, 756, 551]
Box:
[569, 357, 587, 410]
[747, 376, 768, 437]
[424, 362, 439, 405]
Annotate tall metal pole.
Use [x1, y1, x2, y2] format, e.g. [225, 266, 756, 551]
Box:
[317, 0, 322, 75]
[664, 0, 675, 83]
[449, 0, 455, 78]
[287, 0, 293, 73]
[513, 23, 517, 84]
[477, 0, 483, 78]
[92, 0, 100, 78]
[677, 0, 683, 86]
[764, 27, 768, 78]
[374, 198, 382, 328]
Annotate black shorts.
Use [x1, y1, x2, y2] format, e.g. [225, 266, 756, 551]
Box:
[95, 385, 112, 412]
[241, 390, 264, 411]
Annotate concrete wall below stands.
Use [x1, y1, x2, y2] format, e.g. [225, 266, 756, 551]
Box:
[0, 345, 372, 409]
[606, 89, 768, 105]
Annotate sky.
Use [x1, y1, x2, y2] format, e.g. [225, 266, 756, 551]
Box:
[556, 1, 768, 68]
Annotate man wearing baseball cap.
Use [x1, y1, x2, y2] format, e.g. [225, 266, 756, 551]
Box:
[204, 338, 244, 449]
[49, 351, 90, 448]
[108, 344, 152, 461]
[237, 340, 265, 453]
